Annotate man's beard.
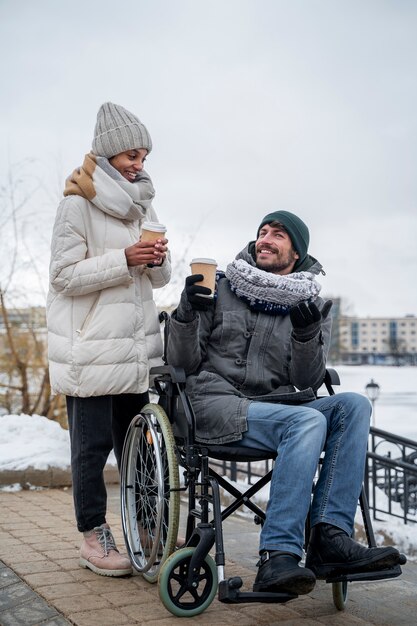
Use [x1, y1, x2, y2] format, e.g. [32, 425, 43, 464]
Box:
[256, 249, 298, 274]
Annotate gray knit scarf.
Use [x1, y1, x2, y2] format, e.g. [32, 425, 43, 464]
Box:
[225, 259, 321, 315]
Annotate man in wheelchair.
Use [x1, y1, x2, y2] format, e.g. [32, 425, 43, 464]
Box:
[166, 210, 402, 597]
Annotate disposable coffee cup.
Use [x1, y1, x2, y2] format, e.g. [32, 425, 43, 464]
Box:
[190, 258, 217, 298]
[141, 221, 167, 243]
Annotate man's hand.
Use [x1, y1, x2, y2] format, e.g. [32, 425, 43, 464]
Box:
[125, 238, 168, 266]
[185, 274, 215, 311]
[289, 300, 333, 342]
[174, 274, 215, 323]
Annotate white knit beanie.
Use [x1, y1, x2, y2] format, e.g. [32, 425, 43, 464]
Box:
[92, 102, 152, 158]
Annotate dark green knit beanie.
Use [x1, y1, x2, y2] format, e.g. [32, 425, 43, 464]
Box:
[257, 210, 310, 267]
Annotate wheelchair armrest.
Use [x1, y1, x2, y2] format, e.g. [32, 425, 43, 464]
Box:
[325, 368, 340, 386]
[150, 365, 187, 384]
[322, 368, 340, 396]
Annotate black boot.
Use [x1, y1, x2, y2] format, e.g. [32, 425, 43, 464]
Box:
[305, 523, 401, 579]
[253, 551, 316, 595]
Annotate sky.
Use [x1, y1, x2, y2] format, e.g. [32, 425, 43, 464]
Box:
[0, 0, 416, 316]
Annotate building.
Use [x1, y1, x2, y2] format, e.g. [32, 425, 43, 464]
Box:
[0, 306, 46, 330]
[338, 315, 417, 365]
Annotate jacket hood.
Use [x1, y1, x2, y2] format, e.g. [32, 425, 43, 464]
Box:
[237, 241, 324, 276]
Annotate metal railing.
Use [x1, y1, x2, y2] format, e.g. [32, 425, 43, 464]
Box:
[365, 427, 417, 524]
[209, 427, 417, 525]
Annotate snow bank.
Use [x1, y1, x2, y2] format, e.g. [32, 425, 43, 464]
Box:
[0, 413, 116, 471]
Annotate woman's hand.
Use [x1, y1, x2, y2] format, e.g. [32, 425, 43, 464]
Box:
[125, 238, 168, 266]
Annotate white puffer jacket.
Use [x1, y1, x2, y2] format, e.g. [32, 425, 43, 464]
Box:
[46, 154, 171, 397]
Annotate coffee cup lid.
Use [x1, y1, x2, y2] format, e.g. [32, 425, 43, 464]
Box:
[142, 221, 166, 232]
[190, 258, 217, 265]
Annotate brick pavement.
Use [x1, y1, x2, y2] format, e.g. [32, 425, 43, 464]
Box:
[0, 486, 416, 626]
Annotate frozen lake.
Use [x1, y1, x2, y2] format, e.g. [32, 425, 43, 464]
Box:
[324, 365, 417, 442]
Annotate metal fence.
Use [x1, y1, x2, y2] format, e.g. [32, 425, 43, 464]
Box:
[209, 427, 417, 525]
[366, 427, 417, 524]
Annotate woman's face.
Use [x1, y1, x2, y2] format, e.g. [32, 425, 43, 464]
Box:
[109, 148, 148, 182]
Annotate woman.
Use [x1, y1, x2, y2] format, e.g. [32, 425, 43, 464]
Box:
[47, 102, 171, 576]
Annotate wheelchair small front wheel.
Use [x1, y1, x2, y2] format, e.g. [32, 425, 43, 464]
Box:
[158, 547, 218, 617]
[332, 580, 348, 610]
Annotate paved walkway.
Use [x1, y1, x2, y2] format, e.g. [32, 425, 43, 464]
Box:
[0, 484, 416, 626]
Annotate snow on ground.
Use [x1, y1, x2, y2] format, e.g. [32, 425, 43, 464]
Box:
[0, 366, 416, 556]
[327, 364, 417, 440]
[229, 477, 417, 560]
[0, 413, 117, 473]
[2, 367, 415, 473]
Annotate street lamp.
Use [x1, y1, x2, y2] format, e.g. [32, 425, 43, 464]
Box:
[365, 378, 380, 427]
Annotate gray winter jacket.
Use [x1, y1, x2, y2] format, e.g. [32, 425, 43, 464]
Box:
[166, 244, 331, 444]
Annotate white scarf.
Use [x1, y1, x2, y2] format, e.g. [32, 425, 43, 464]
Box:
[64, 153, 155, 222]
[225, 259, 321, 315]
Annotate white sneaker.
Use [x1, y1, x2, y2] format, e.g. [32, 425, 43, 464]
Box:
[79, 523, 132, 577]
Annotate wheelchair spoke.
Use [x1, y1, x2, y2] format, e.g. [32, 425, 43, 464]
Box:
[121, 405, 180, 580]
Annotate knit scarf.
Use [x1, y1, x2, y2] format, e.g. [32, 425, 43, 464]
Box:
[225, 259, 321, 315]
[63, 153, 155, 222]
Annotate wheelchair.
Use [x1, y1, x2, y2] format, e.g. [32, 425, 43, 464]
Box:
[120, 359, 406, 618]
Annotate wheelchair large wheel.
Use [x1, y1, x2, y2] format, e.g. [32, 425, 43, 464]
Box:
[332, 581, 348, 610]
[158, 547, 218, 617]
[121, 403, 180, 583]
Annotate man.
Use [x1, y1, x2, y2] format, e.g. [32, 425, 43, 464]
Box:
[166, 210, 401, 596]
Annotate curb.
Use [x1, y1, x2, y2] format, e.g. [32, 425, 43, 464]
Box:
[0, 464, 119, 489]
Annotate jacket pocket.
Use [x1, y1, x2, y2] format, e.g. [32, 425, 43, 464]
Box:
[212, 311, 251, 356]
[76, 294, 100, 337]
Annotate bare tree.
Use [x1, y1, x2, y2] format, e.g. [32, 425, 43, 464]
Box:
[0, 158, 65, 423]
[384, 335, 407, 367]
[153, 213, 210, 311]
[0, 158, 208, 422]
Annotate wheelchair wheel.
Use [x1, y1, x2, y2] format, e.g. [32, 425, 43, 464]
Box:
[158, 547, 218, 617]
[121, 403, 180, 582]
[332, 580, 348, 610]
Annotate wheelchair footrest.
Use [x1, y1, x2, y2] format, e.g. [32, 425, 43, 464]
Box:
[218, 577, 297, 604]
[326, 564, 403, 584]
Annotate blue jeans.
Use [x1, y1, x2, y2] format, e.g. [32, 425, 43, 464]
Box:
[230, 392, 371, 558]
[66, 393, 149, 533]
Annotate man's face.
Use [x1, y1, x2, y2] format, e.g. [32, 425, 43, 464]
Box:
[255, 223, 299, 275]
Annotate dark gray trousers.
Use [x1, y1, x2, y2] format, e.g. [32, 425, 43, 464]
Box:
[66, 393, 149, 532]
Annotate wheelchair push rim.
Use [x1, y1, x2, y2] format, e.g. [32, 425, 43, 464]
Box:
[120, 403, 180, 581]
